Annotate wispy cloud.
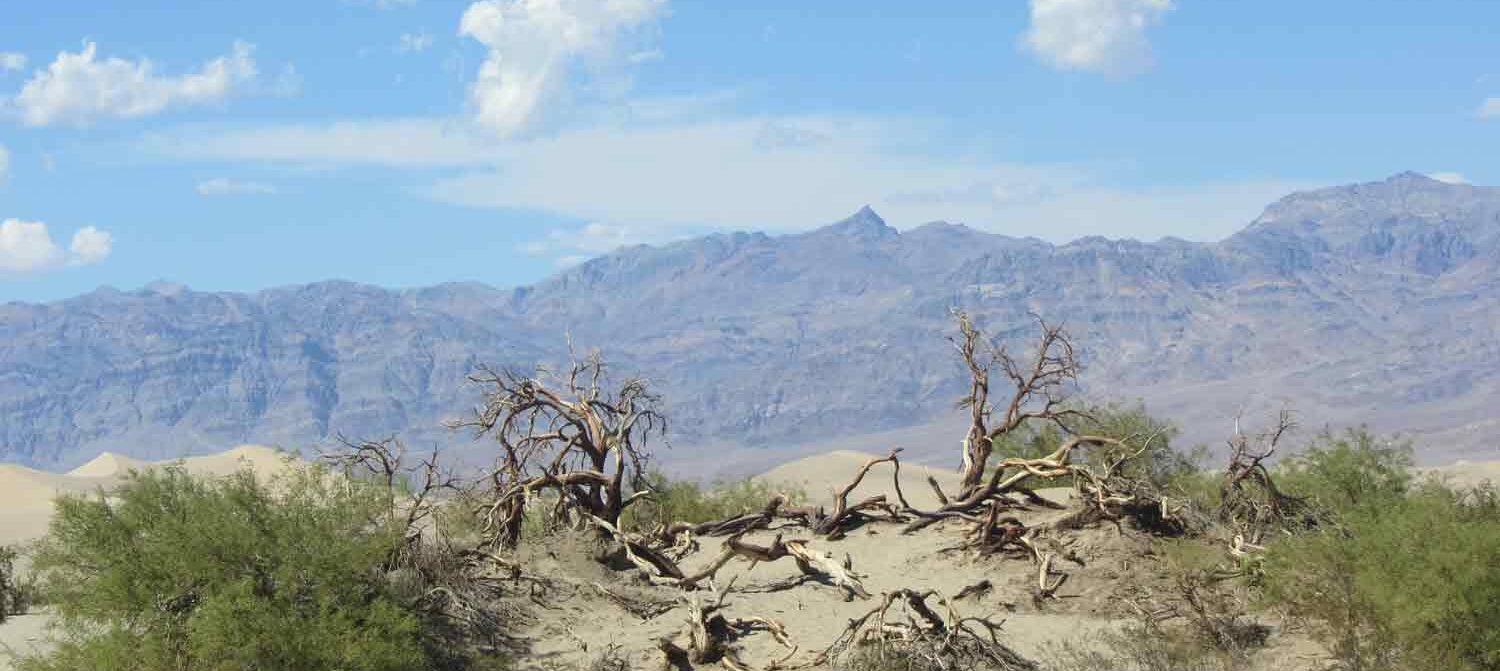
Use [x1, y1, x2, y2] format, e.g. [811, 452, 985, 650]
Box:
[145, 113, 1309, 253]
[0, 143, 9, 183]
[1022, 0, 1174, 77]
[1480, 97, 1500, 120]
[196, 177, 277, 196]
[0, 52, 25, 72]
[457, 0, 667, 137]
[9, 41, 259, 126]
[397, 32, 433, 54]
[0, 219, 112, 274]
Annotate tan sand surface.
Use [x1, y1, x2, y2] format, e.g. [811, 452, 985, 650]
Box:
[3, 445, 1491, 670]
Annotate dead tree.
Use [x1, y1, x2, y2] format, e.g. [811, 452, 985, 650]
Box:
[319, 437, 524, 657]
[951, 309, 1083, 499]
[1216, 409, 1308, 543]
[455, 349, 665, 548]
[321, 435, 456, 548]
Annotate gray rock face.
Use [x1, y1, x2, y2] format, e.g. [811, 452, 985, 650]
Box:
[4, 173, 1499, 469]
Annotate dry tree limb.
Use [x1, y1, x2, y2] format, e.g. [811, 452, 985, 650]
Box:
[954, 580, 994, 601]
[591, 582, 677, 620]
[818, 588, 1038, 671]
[589, 516, 871, 599]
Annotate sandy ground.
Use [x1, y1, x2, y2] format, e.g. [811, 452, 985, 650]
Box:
[0, 445, 301, 669]
[2, 445, 1491, 669]
[513, 450, 1330, 670]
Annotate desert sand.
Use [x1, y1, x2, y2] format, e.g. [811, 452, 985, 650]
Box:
[3, 445, 1494, 669]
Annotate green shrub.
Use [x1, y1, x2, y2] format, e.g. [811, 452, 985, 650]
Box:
[1275, 427, 1413, 513]
[0, 544, 17, 621]
[14, 465, 469, 671]
[1260, 433, 1499, 671]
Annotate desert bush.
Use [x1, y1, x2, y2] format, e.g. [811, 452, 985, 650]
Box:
[1259, 432, 1500, 671]
[622, 469, 804, 533]
[1275, 427, 1412, 513]
[0, 544, 17, 621]
[15, 465, 504, 671]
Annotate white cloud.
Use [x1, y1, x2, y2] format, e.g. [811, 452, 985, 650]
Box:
[1480, 97, 1500, 119]
[1022, 0, 1173, 76]
[458, 0, 667, 137]
[397, 32, 433, 53]
[196, 177, 278, 196]
[0, 52, 25, 72]
[0, 219, 111, 274]
[1428, 172, 1468, 185]
[0, 144, 9, 182]
[68, 226, 112, 265]
[11, 40, 258, 126]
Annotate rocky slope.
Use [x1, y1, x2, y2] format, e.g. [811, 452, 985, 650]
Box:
[3, 172, 1498, 470]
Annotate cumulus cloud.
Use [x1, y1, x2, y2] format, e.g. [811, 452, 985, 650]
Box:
[0, 219, 111, 274]
[1428, 172, 1468, 185]
[1480, 97, 1500, 119]
[0, 52, 25, 72]
[11, 40, 258, 126]
[196, 177, 277, 196]
[1022, 0, 1173, 76]
[458, 0, 666, 137]
[68, 226, 112, 265]
[397, 32, 433, 53]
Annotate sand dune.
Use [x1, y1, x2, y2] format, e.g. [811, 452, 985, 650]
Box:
[0, 445, 300, 549]
[758, 449, 1072, 510]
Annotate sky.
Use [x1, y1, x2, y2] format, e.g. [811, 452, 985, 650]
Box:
[0, 0, 1497, 302]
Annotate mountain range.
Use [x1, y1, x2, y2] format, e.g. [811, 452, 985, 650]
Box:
[4, 172, 1499, 472]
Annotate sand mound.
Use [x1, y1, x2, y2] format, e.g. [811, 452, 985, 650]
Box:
[66, 451, 149, 479]
[176, 444, 297, 479]
[758, 449, 965, 510]
[0, 446, 306, 550]
[1419, 459, 1500, 488]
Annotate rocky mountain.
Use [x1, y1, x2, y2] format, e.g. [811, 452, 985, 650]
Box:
[4, 172, 1499, 471]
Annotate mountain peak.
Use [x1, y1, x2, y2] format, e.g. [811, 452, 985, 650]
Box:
[819, 205, 898, 239]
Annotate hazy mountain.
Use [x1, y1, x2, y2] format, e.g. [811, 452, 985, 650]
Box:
[4, 172, 1499, 471]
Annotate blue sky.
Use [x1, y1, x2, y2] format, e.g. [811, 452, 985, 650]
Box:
[1, 0, 1497, 302]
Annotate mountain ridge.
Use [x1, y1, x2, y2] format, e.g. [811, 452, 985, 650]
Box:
[4, 173, 1499, 471]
